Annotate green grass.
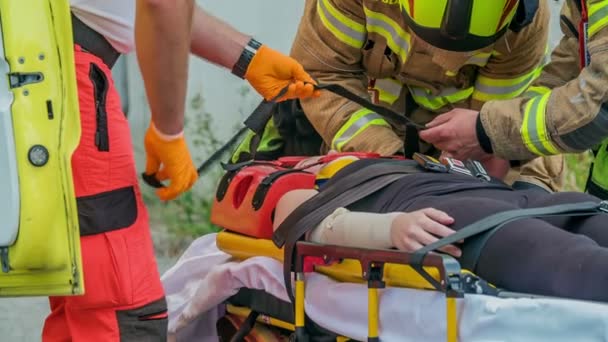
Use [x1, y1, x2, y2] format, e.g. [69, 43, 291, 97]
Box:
[563, 152, 593, 192]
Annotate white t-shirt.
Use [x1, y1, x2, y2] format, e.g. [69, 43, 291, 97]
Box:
[70, 0, 135, 54]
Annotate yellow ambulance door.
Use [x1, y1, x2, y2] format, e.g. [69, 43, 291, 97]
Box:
[0, 0, 84, 296]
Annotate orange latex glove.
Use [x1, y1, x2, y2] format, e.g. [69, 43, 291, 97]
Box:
[245, 45, 322, 102]
[144, 123, 198, 201]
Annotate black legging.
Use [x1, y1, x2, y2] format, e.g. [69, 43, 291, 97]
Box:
[406, 190, 608, 302]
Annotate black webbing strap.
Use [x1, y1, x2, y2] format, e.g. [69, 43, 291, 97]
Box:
[243, 101, 277, 135]
[71, 13, 120, 68]
[273, 160, 424, 304]
[313, 84, 425, 129]
[403, 93, 421, 158]
[404, 125, 420, 159]
[266, 83, 425, 130]
[273, 160, 422, 247]
[409, 200, 608, 288]
[229, 310, 260, 342]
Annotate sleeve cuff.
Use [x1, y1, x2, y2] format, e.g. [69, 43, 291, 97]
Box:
[475, 113, 494, 154]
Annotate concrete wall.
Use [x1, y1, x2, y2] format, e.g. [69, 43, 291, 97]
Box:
[113, 0, 306, 168]
[114, 0, 566, 168]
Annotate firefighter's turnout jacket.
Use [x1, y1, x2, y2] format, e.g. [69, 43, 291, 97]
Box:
[290, 0, 565, 191]
[479, 0, 608, 198]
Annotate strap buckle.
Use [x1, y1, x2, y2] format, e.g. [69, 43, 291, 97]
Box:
[600, 201, 608, 213]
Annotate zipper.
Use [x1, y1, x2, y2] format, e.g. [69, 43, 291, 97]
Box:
[89, 63, 109, 151]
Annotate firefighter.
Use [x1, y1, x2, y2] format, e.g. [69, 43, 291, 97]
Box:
[42, 1, 318, 341]
[419, 0, 608, 199]
[281, 0, 565, 192]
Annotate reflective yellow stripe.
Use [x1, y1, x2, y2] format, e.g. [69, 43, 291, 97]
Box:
[473, 65, 543, 102]
[332, 109, 390, 151]
[473, 72, 539, 102]
[475, 43, 550, 101]
[588, 0, 608, 37]
[374, 78, 402, 104]
[464, 52, 491, 67]
[317, 0, 366, 48]
[363, 7, 411, 62]
[521, 92, 560, 156]
[523, 85, 551, 98]
[445, 52, 491, 76]
[409, 86, 474, 110]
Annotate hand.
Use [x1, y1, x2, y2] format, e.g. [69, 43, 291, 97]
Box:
[478, 155, 511, 180]
[390, 208, 461, 257]
[245, 45, 322, 102]
[419, 108, 488, 161]
[144, 123, 198, 201]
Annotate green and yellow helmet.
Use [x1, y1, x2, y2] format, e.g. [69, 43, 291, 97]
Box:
[400, 0, 537, 52]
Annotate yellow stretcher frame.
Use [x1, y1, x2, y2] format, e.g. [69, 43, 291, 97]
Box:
[0, 0, 83, 296]
[217, 231, 464, 342]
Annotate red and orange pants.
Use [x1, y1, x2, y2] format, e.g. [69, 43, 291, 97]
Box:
[42, 45, 167, 341]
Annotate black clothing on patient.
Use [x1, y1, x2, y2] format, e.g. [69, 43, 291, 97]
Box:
[328, 159, 608, 302]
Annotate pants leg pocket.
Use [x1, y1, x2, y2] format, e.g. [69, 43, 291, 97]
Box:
[116, 297, 168, 342]
[66, 231, 133, 309]
[77, 186, 138, 236]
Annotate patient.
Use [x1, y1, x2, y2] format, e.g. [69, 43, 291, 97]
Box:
[272, 154, 608, 302]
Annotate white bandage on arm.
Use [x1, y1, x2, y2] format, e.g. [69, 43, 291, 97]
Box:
[307, 207, 401, 249]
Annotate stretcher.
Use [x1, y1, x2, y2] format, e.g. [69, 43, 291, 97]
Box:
[161, 155, 608, 341]
[162, 233, 608, 342]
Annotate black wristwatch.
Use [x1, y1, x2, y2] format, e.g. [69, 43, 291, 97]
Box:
[231, 38, 262, 79]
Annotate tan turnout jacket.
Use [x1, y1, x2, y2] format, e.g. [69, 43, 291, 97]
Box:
[291, 0, 565, 191]
[480, 0, 608, 160]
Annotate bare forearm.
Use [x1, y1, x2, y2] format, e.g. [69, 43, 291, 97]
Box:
[135, 0, 194, 135]
[190, 5, 250, 71]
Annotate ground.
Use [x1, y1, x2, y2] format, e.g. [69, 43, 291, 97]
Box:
[0, 256, 176, 341]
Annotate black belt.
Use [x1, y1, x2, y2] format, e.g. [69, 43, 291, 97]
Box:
[71, 13, 120, 68]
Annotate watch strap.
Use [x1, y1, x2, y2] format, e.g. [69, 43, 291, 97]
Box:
[232, 38, 262, 79]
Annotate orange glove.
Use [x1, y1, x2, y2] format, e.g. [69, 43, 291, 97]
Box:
[144, 123, 198, 201]
[244, 45, 321, 102]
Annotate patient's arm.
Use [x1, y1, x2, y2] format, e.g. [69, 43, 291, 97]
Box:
[273, 189, 462, 257]
[310, 208, 398, 249]
[273, 189, 319, 231]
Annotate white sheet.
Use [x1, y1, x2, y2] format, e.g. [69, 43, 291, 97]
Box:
[161, 234, 608, 342]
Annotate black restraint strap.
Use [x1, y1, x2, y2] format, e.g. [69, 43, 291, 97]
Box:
[314, 84, 425, 129]
[71, 13, 120, 68]
[243, 101, 277, 134]
[229, 310, 260, 342]
[410, 200, 608, 281]
[273, 160, 422, 247]
[273, 160, 424, 304]
[268, 83, 425, 130]
[403, 93, 421, 158]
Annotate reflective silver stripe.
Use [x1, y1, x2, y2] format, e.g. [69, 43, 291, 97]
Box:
[365, 16, 410, 56]
[375, 78, 402, 97]
[332, 112, 385, 150]
[525, 96, 553, 155]
[465, 53, 490, 66]
[475, 72, 537, 96]
[589, 2, 608, 35]
[318, 0, 366, 45]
